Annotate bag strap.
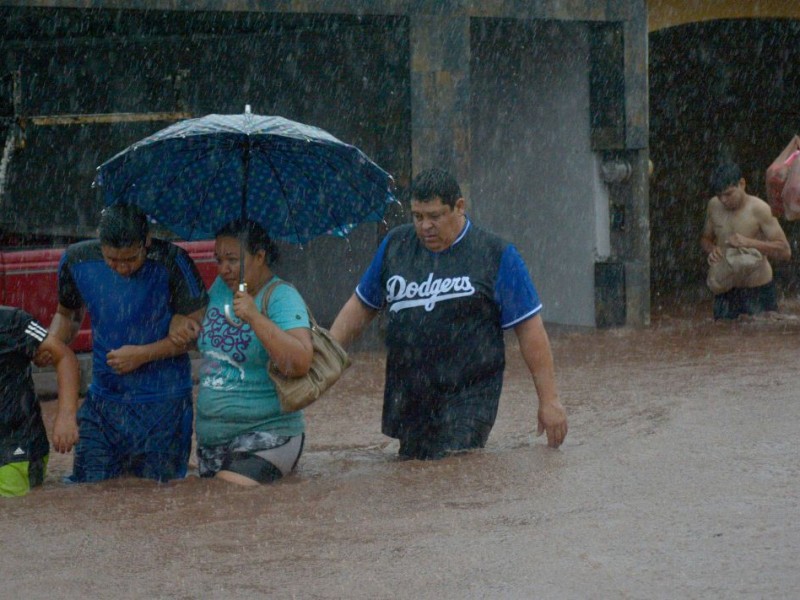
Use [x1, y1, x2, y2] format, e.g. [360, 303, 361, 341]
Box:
[260, 277, 319, 328]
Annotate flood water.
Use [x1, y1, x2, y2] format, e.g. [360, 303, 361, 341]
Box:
[5, 297, 800, 599]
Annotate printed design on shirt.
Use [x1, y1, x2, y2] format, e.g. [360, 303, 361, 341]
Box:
[199, 349, 245, 391]
[24, 321, 48, 343]
[199, 306, 253, 363]
[386, 273, 476, 312]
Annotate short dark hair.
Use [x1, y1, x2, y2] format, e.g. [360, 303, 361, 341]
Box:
[215, 219, 279, 265]
[98, 204, 149, 248]
[710, 163, 742, 196]
[410, 168, 462, 207]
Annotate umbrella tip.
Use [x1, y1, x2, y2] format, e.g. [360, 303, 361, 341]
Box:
[245, 104, 252, 114]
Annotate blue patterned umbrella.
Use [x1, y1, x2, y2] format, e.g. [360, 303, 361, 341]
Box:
[94, 108, 396, 245]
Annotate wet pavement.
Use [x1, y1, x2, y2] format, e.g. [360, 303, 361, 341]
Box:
[6, 297, 800, 599]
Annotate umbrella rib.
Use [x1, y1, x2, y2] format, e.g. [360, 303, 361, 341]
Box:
[154, 142, 224, 239]
[186, 144, 236, 239]
[260, 143, 306, 244]
[275, 141, 360, 240]
[303, 142, 387, 236]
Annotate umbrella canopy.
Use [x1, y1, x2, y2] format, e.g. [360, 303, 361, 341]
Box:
[94, 109, 396, 245]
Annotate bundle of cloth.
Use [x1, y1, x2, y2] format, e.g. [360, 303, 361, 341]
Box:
[706, 247, 764, 295]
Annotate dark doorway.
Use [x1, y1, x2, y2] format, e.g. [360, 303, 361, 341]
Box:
[649, 18, 800, 306]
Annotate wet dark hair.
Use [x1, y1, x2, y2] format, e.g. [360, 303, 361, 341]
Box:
[98, 203, 149, 248]
[710, 163, 742, 196]
[410, 168, 462, 207]
[215, 218, 279, 265]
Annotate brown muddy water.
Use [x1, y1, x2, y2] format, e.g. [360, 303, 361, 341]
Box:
[5, 298, 800, 599]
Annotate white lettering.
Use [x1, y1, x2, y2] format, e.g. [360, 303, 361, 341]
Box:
[386, 275, 406, 300]
[417, 272, 434, 296]
[386, 273, 476, 312]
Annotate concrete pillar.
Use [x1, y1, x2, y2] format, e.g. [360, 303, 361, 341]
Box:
[590, 0, 650, 328]
[622, 0, 650, 327]
[409, 5, 470, 196]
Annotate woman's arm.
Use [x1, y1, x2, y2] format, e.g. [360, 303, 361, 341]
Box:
[232, 290, 313, 378]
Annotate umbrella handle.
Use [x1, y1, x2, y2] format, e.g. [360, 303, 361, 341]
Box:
[224, 283, 248, 328]
[224, 303, 242, 327]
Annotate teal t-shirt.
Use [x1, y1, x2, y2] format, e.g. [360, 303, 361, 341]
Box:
[196, 276, 310, 446]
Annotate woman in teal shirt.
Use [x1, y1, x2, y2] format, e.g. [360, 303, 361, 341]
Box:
[194, 219, 313, 486]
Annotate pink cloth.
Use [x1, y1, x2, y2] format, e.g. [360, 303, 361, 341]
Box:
[766, 138, 800, 219]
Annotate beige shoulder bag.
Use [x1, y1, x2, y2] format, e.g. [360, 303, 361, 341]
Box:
[261, 279, 351, 413]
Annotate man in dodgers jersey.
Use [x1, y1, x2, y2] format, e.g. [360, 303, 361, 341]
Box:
[48, 204, 208, 482]
[331, 168, 567, 460]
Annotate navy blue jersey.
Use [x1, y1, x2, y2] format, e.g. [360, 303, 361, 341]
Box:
[355, 219, 542, 438]
[0, 307, 49, 464]
[58, 238, 208, 403]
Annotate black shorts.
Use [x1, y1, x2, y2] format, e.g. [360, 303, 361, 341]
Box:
[713, 281, 778, 320]
[397, 417, 493, 461]
[388, 377, 501, 461]
[197, 431, 304, 484]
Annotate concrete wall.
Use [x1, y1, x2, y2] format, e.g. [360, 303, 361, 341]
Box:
[471, 20, 608, 326]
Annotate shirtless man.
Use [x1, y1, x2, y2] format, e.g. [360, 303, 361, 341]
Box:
[700, 163, 791, 320]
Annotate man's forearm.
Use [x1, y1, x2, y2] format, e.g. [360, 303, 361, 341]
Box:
[105, 308, 205, 374]
[736, 237, 791, 261]
[146, 307, 205, 360]
[526, 350, 560, 408]
[755, 239, 791, 261]
[700, 235, 717, 256]
[55, 350, 81, 416]
[515, 316, 560, 406]
[105, 336, 188, 375]
[331, 294, 378, 349]
[140, 337, 189, 361]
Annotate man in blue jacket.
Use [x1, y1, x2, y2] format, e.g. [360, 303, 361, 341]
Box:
[48, 204, 208, 483]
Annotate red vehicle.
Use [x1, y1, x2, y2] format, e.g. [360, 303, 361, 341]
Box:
[0, 240, 218, 352]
